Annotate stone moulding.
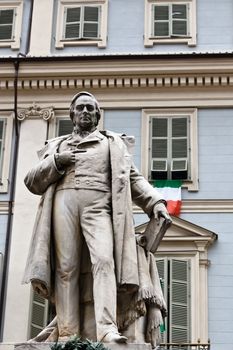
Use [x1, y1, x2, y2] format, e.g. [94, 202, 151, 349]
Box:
[1, 74, 233, 91]
[17, 103, 55, 121]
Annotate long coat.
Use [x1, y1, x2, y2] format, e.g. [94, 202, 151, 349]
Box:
[23, 130, 164, 299]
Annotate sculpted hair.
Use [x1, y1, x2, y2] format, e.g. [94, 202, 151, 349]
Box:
[69, 91, 101, 125]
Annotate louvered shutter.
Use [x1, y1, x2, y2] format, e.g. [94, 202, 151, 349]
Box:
[156, 258, 168, 343]
[172, 4, 188, 37]
[153, 5, 169, 37]
[57, 119, 73, 136]
[171, 117, 189, 179]
[30, 290, 49, 339]
[151, 117, 168, 180]
[64, 7, 81, 39]
[83, 6, 100, 39]
[170, 259, 190, 343]
[0, 9, 15, 40]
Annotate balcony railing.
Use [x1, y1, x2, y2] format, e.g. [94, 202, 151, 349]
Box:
[159, 340, 210, 350]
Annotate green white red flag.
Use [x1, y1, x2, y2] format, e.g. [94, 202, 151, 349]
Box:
[153, 180, 182, 216]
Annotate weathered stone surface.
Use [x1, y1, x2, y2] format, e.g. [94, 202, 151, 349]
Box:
[14, 343, 152, 350]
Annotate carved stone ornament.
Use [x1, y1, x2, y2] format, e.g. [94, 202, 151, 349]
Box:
[17, 103, 55, 121]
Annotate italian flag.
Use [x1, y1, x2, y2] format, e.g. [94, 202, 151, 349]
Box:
[153, 180, 182, 216]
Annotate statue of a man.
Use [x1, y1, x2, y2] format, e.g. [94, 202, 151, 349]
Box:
[23, 92, 170, 343]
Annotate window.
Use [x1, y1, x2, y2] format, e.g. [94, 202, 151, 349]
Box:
[56, 0, 108, 48]
[135, 216, 217, 345]
[144, 0, 196, 47]
[0, 114, 13, 193]
[150, 116, 189, 181]
[0, 8, 15, 40]
[141, 109, 198, 191]
[0, 1, 23, 49]
[157, 258, 191, 343]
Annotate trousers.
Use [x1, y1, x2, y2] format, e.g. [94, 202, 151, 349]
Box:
[53, 189, 117, 340]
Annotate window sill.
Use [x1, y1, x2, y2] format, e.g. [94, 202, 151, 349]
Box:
[144, 36, 196, 47]
[55, 38, 106, 49]
[0, 40, 20, 50]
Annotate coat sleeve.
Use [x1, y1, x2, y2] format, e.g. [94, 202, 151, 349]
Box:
[130, 163, 166, 217]
[24, 154, 64, 195]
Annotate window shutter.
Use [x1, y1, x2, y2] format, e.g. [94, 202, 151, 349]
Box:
[172, 4, 188, 37]
[30, 290, 48, 339]
[153, 5, 169, 37]
[151, 117, 168, 180]
[171, 117, 189, 179]
[83, 6, 99, 39]
[57, 119, 73, 136]
[64, 7, 81, 39]
[156, 258, 168, 343]
[170, 259, 190, 343]
[0, 9, 14, 40]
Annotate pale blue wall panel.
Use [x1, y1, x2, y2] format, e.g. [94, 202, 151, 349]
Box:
[0, 214, 8, 255]
[182, 109, 233, 200]
[181, 212, 233, 350]
[51, 0, 233, 55]
[104, 110, 141, 170]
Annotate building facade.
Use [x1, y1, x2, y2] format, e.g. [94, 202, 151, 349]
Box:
[0, 0, 233, 349]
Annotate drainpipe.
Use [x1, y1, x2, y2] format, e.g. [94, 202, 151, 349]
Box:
[0, 58, 20, 340]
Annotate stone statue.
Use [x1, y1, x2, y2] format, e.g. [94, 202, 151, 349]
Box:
[23, 92, 171, 346]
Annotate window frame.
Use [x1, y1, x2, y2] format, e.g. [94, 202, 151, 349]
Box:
[47, 110, 104, 140]
[150, 115, 190, 181]
[144, 0, 196, 47]
[141, 108, 198, 191]
[0, 1, 23, 49]
[0, 113, 13, 193]
[56, 0, 108, 49]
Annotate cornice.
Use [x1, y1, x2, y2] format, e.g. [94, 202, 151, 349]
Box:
[1, 57, 233, 92]
[134, 200, 233, 213]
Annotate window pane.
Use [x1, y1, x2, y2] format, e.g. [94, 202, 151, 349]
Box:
[154, 6, 169, 20]
[172, 139, 187, 158]
[83, 23, 98, 38]
[154, 22, 169, 36]
[84, 6, 99, 22]
[172, 118, 187, 137]
[65, 23, 80, 38]
[0, 9, 14, 25]
[152, 160, 167, 171]
[172, 325, 189, 342]
[58, 120, 73, 136]
[152, 139, 167, 158]
[172, 4, 187, 19]
[66, 7, 80, 23]
[0, 120, 4, 139]
[172, 282, 188, 304]
[173, 20, 187, 36]
[0, 25, 12, 40]
[152, 118, 167, 137]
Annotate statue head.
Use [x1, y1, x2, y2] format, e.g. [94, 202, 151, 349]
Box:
[69, 92, 101, 129]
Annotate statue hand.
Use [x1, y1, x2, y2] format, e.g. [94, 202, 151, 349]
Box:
[55, 149, 86, 168]
[32, 280, 49, 298]
[153, 202, 172, 223]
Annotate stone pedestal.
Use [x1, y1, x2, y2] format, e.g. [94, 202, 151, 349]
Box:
[14, 343, 152, 350]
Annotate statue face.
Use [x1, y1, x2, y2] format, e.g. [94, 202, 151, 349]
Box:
[72, 95, 98, 131]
